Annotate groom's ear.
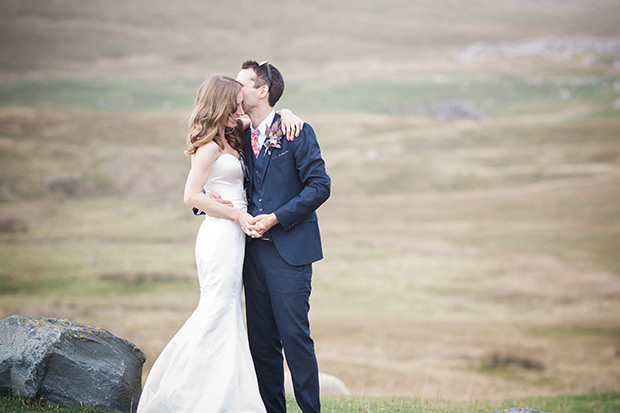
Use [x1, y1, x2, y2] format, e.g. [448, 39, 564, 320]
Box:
[258, 85, 270, 100]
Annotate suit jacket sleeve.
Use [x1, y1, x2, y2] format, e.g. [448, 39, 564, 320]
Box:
[273, 123, 331, 231]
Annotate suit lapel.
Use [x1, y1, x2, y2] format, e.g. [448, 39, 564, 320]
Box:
[261, 113, 281, 178]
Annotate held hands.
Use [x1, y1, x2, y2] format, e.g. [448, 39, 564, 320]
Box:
[237, 213, 279, 238]
[251, 213, 279, 237]
[210, 192, 279, 238]
[236, 212, 262, 238]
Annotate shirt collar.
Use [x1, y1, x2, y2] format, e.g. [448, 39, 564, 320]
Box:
[251, 110, 276, 137]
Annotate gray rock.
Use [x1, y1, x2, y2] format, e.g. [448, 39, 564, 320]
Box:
[0, 315, 145, 412]
[459, 37, 620, 62]
[493, 408, 550, 413]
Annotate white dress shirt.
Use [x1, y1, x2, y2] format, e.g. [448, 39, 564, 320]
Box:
[250, 110, 276, 148]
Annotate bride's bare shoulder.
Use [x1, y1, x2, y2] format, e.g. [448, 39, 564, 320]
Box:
[192, 142, 221, 164]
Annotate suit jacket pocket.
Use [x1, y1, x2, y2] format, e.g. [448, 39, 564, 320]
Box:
[272, 149, 290, 160]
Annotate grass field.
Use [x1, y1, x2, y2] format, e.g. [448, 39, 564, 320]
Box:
[1, 0, 619, 409]
[1, 393, 619, 413]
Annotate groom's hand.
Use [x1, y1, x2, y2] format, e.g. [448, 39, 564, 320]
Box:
[209, 192, 233, 207]
[253, 213, 279, 236]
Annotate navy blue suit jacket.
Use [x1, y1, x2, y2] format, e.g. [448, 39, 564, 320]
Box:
[244, 114, 330, 266]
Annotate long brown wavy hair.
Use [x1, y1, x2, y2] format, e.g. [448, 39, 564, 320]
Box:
[184, 75, 243, 156]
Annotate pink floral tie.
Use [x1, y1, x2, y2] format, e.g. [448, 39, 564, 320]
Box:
[251, 128, 261, 158]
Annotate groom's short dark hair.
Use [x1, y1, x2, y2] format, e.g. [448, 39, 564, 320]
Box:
[241, 60, 284, 107]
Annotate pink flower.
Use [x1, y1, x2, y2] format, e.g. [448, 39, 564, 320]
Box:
[269, 135, 281, 148]
[263, 119, 283, 155]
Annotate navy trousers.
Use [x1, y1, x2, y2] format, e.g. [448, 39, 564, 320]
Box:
[243, 239, 320, 413]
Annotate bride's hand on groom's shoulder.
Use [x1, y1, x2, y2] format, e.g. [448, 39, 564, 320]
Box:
[278, 108, 304, 141]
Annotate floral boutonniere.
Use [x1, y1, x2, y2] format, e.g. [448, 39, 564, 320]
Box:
[263, 119, 283, 156]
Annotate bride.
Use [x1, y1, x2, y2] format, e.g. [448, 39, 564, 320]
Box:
[137, 75, 302, 412]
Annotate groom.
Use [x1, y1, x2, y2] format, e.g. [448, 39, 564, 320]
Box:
[236, 60, 330, 413]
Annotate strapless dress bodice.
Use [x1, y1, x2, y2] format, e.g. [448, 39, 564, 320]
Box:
[204, 153, 247, 210]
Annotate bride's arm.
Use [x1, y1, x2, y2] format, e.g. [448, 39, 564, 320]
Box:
[237, 110, 304, 141]
[183, 143, 258, 236]
[183, 143, 236, 220]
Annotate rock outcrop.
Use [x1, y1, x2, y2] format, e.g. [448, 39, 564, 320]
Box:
[0, 315, 145, 412]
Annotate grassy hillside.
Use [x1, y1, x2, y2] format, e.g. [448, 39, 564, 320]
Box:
[1, 0, 619, 402]
[2, 0, 620, 78]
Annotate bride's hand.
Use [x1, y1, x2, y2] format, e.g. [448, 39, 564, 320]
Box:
[236, 212, 262, 238]
[277, 108, 304, 141]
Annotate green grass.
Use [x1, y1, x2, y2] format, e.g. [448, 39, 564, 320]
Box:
[0, 394, 107, 413]
[0, 78, 199, 112]
[299, 393, 620, 412]
[1, 393, 618, 412]
[1, 75, 618, 116]
[284, 75, 620, 116]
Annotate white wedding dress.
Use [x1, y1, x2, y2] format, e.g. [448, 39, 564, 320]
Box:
[138, 154, 266, 413]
